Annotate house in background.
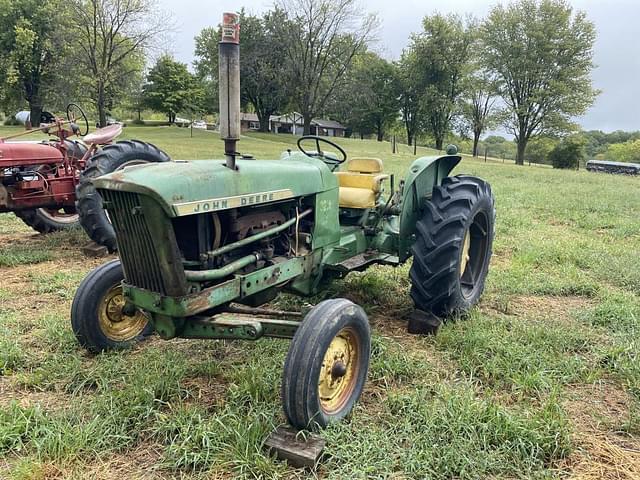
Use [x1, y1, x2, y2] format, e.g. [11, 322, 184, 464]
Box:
[239, 111, 346, 137]
[270, 112, 346, 137]
[240, 112, 262, 132]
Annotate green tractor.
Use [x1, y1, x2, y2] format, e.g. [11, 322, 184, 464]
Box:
[71, 13, 495, 431]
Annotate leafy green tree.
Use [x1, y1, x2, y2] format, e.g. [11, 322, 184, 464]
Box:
[398, 51, 420, 146]
[548, 136, 585, 169]
[329, 52, 399, 141]
[411, 14, 474, 150]
[460, 68, 498, 157]
[606, 140, 640, 163]
[525, 137, 557, 165]
[70, 0, 166, 127]
[0, 0, 68, 126]
[482, 0, 598, 165]
[194, 26, 219, 115]
[143, 55, 203, 124]
[275, 0, 378, 135]
[194, 10, 290, 131]
[481, 135, 516, 160]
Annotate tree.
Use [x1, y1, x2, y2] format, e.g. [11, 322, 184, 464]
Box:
[193, 10, 290, 131]
[411, 14, 474, 150]
[194, 26, 219, 115]
[548, 136, 585, 169]
[482, 0, 598, 165]
[398, 51, 420, 146]
[70, 0, 167, 127]
[525, 137, 557, 165]
[0, 0, 68, 126]
[328, 51, 399, 140]
[275, 0, 378, 135]
[144, 55, 203, 124]
[460, 69, 498, 157]
[606, 140, 640, 163]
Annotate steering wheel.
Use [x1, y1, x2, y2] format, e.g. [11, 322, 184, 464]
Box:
[297, 136, 347, 165]
[66, 103, 89, 136]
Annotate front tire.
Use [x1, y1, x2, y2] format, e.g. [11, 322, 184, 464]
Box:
[71, 259, 152, 353]
[76, 140, 170, 251]
[409, 175, 495, 319]
[282, 299, 370, 431]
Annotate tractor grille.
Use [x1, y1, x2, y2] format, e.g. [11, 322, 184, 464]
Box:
[100, 190, 168, 294]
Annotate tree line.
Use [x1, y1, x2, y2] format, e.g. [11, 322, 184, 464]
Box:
[0, 0, 600, 166]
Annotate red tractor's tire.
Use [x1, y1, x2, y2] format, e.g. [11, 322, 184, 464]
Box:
[14, 207, 79, 234]
[409, 175, 495, 322]
[76, 140, 170, 252]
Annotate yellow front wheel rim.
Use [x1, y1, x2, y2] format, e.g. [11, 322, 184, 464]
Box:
[98, 285, 148, 342]
[318, 327, 360, 414]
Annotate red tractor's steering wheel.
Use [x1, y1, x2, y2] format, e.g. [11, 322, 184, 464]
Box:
[66, 103, 89, 136]
[297, 135, 347, 166]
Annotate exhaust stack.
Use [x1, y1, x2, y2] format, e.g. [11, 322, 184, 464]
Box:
[219, 12, 240, 170]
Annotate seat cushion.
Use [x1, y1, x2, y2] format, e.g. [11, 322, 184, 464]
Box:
[347, 157, 383, 173]
[339, 187, 376, 209]
[335, 172, 380, 191]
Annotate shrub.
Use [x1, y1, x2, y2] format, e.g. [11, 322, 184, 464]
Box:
[548, 137, 585, 169]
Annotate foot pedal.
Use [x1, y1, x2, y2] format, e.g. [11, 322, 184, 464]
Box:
[407, 309, 441, 335]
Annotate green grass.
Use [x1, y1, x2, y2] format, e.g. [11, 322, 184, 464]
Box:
[1, 126, 639, 477]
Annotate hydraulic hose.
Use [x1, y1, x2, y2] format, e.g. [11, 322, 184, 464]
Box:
[185, 253, 262, 282]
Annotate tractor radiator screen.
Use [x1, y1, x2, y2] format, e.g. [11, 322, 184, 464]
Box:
[99, 190, 168, 295]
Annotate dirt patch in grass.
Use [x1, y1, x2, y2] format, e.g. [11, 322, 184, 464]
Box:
[561, 433, 640, 479]
[483, 294, 594, 320]
[564, 381, 632, 431]
[559, 381, 640, 479]
[77, 444, 167, 480]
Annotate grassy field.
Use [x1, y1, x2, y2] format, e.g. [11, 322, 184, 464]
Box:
[1, 125, 639, 479]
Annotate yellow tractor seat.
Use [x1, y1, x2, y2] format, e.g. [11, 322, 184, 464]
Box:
[336, 157, 389, 209]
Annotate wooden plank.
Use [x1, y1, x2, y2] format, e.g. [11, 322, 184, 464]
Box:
[264, 426, 326, 468]
[407, 308, 441, 335]
[81, 241, 109, 258]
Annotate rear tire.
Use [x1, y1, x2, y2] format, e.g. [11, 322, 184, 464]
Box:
[282, 299, 370, 431]
[76, 140, 170, 252]
[15, 207, 79, 234]
[71, 259, 153, 353]
[409, 175, 495, 320]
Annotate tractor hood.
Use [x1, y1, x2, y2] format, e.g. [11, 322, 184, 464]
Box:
[93, 154, 337, 217]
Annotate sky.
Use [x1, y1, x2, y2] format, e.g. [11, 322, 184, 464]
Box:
[158, 0, 640, 133]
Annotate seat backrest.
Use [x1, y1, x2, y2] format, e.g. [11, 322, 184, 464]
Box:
[346, 157, 383, 174]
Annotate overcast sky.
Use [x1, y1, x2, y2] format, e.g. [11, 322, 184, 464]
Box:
[158, 0, 639, 133]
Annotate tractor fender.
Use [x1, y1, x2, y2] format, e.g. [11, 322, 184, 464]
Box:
[397, 153, 461, 261]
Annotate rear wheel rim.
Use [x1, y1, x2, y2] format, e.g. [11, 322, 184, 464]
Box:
[460, 211, 490, 300]
[37, 208, 79, 225]
[318, 327, 360, 415]
[98, 285, 148, 342]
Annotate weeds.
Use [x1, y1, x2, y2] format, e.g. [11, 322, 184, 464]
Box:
[0, 130, 639, 477]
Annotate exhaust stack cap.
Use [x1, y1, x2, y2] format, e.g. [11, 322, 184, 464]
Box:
[221, 12, 240, 44]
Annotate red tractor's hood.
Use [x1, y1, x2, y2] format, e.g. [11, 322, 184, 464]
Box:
[0, 140, 63, 167]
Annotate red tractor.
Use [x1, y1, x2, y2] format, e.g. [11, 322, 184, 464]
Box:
[0, 104, 169, 247]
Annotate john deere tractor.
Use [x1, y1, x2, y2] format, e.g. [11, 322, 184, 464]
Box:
[71, 13, 495, 431]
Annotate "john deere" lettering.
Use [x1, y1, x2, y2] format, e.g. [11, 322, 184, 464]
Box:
[173, 189, 294, 216]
